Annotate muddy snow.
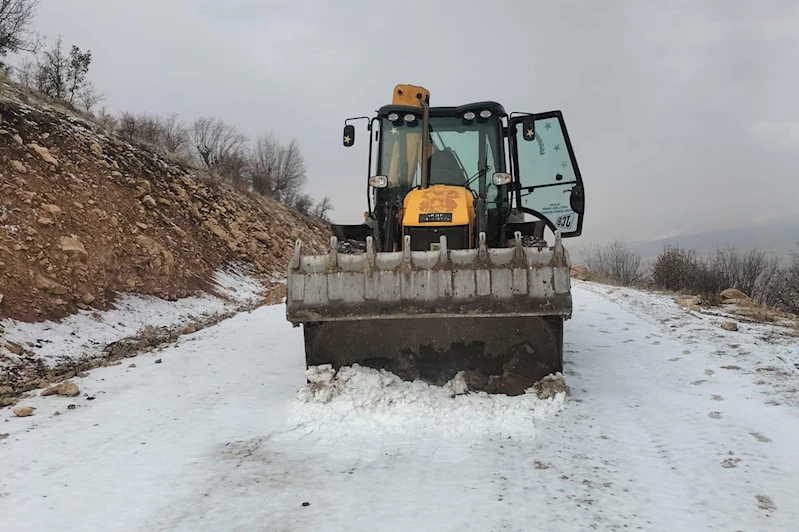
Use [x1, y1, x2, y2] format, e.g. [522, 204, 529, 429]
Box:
[1, 281, 798, 531]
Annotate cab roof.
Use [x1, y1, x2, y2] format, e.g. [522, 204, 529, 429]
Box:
[376, 101, 506, 119]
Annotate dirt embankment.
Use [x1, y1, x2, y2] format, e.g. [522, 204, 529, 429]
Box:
[0, 80, 330, 323]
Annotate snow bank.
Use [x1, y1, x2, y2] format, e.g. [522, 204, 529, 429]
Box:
[1, 266, 266, 370]
[290, 364, 567, 441]
[210, 263, 269, 305]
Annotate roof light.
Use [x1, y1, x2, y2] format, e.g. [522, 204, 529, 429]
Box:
[387, 113, 399, 121]
[463, 111, 476, 120]
[480, 110, 492, 118]
[404, 113, 416, 122]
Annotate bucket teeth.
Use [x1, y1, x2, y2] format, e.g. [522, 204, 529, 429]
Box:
[289, 239, 302, 270]
[403, 234, 412, 263]
[514, 231, 524, 260]
[478, 232, 488, 260]
[366, 236, 375, 261]
[328, 236, 339, 267]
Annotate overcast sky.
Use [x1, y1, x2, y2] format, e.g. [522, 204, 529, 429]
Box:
[27, 0, 799, 245]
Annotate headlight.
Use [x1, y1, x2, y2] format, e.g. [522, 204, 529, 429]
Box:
[480, 110, 492, 118]
[369, 175, 388, 188]
[404, 113, 416, 122]
[492, 173, 512, 186]
[387, 113, 399, 122]
[463, 111, 476, 120]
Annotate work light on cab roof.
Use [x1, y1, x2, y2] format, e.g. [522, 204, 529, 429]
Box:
[288, 83, 587, 396]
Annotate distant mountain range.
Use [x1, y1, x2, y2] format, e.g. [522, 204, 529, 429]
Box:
[570, 215, 799, 265]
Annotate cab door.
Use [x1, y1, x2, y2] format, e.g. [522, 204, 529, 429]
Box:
[509, 111, 585, 237]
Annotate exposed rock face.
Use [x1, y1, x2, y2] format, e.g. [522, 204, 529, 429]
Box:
[0, 80, 330, 322]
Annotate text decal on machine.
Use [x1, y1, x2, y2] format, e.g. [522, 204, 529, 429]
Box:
[419, 213, 453, 223]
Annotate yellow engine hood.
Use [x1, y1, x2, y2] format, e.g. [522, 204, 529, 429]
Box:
[401, 185, 474, 227]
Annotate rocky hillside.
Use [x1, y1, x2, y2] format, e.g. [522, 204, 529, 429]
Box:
[0, 78, 330, 323]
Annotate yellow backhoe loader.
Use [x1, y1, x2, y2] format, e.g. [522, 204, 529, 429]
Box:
[286, 85, 586, 395]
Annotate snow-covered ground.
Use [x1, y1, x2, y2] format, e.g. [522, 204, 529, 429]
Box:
[0, 266, 266, 369]
[1, 281, 798, 531]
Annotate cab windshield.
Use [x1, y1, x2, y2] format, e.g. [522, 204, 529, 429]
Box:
[378, 115, 503, 201]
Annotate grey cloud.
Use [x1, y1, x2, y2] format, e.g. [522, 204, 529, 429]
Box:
[29, 0, 799, 245]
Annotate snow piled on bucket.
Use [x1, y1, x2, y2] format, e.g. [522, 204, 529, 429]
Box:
[290, 364, 567, 441]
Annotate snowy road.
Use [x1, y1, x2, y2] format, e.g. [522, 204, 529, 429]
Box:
[2, 282, 798, 531]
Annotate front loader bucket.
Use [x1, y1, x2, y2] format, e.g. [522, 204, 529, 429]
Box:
[286, 232, 572, 395]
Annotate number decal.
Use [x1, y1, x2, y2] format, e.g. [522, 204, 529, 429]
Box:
[556, 214, 573, 228]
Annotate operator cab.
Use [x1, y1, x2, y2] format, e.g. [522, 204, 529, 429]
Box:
[339, 86, 585, 253]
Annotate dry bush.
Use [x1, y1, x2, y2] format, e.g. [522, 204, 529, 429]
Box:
[582, 240, 644, 286]
[652, 243, 799, 315]
[770, 249, 799, 314]
[652, 245, 699, 291]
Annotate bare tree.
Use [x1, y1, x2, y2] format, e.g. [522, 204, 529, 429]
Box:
[0, 0, 41, 62]
[16, 34, 103, 110]
[311, 196, 333, 221]
[249, 134, 307, 202]
[190, 117, 248, 169]
[159, 113, 190, 154]
[249, 133, 281, 196]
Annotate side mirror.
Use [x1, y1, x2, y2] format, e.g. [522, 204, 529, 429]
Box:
[569, 185, 584, 214]
[343, 124, 355, 147]
[521, 115, 535, 142]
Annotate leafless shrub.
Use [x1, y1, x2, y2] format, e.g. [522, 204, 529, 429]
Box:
[582, 240, 644, 286]
[291, 193, 314, 215]
[652, 243, 798, 315]
[92, 107, 117, 132]
[770, 249, 799, 314]
[707, 247, 772, 297]
[117, 111, 158, 144]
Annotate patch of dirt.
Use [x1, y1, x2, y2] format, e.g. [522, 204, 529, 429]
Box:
[749, 432, 772, 443]
[755, 494, 776, 511]
[720, 457, 741, 468]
